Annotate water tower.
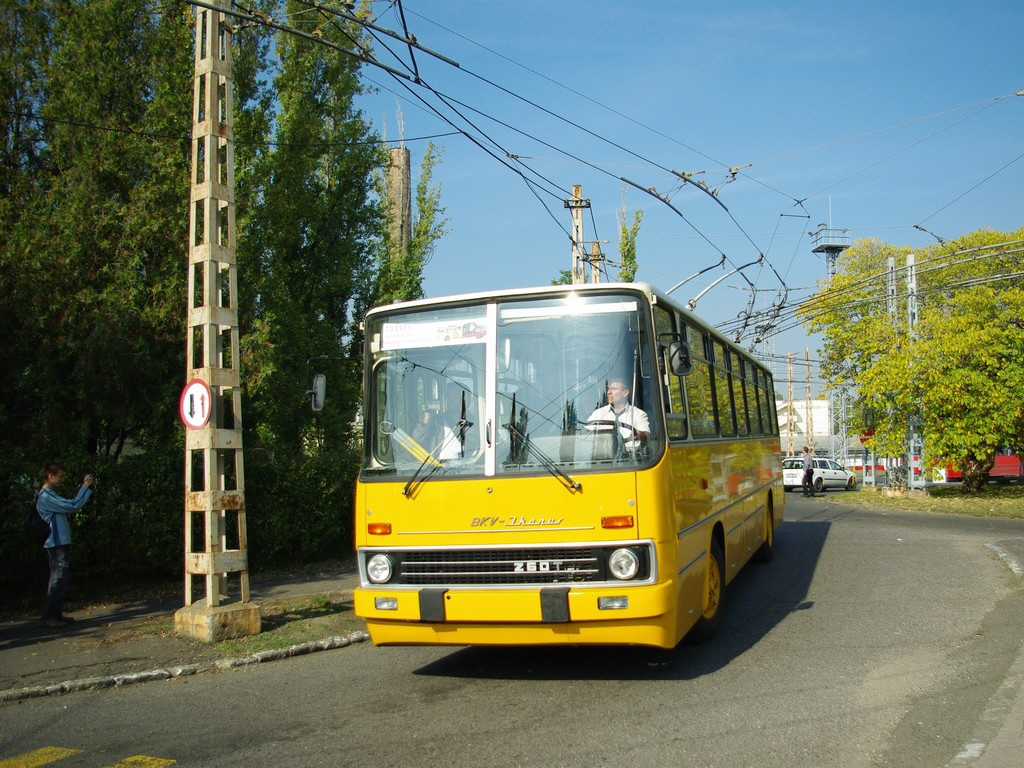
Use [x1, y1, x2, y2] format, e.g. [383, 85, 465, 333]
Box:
[812, 223, 851, 278]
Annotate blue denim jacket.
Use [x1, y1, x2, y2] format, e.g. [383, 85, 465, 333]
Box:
[36, 485, 92, 548]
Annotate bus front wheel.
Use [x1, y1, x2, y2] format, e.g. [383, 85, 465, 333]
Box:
[686, 537, 724, 644]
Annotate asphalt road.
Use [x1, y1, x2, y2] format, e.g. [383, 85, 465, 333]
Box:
[2, 495, 1023, 768]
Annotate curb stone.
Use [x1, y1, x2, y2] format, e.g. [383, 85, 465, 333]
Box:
[0, 630, 369, 705]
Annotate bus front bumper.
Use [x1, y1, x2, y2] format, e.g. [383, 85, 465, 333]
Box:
[354, 580, 678, 647]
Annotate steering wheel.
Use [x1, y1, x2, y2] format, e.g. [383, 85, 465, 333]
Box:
[583, 419, 640, 438]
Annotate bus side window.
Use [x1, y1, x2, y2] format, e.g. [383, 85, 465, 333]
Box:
[686, 326, 717, 438]
[760, 370, 779, 435]
[731, 352, 748, 436]
[655, 306, 688, 440]
[713, 341, 736, 437]
[745, 361, 762, 435]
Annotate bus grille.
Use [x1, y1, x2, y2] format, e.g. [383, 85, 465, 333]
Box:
[360, 544, 652, 587]
[398, 547, 603, 586]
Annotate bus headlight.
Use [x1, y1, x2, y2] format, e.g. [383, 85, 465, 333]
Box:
[608, 548, 640, 580]
[366, 554, 394, 584]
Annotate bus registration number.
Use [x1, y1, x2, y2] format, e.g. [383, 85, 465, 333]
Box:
[514, 560, 562, 573]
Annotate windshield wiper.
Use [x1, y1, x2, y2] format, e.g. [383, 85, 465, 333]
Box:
[402, 440, 449, 497]
[400, 390, 475, 497]
[454, 389, 473, 459]
[379, 423, 443, 497]
[503, 395, 582, 493]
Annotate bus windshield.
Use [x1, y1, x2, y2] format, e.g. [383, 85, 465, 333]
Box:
[363, 291, 665, 481]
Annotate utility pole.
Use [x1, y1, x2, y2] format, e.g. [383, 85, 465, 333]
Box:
[175, 0, 259, 642]
[805, 348, 814, 454]
[906, 253, 922, 489]
[786, 352, 795, 456]
[589, 241, 604, 283]
[564, 184, 590, 284]
[886, 255, 898, 320]
[387, 145, 411, 259]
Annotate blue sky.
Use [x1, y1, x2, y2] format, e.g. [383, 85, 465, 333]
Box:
[353, 0, 1023, 372]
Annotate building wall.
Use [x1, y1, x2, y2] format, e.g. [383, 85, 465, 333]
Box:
[777, 399, 831, 457]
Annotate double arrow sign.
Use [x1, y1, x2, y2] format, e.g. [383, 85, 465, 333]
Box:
[179, 378, 213, 430]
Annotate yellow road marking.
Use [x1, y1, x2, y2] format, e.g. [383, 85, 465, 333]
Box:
[0, 750, 175, 768]
[0, 748, 83, 768]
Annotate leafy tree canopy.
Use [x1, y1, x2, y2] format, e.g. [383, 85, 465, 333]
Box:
[617, 193, 643, 282]
[0, 0, 447, 587]
[800, 227, 1024, 492]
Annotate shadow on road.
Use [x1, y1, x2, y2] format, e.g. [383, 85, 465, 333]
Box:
[415, 512, 832, 682]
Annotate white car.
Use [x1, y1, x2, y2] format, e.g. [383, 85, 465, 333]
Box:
[782, 457, 857, 493]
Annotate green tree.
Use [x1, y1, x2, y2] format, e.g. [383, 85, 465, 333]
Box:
[17, 0, 191, 460]
[235, 1, 383, 563]
[551, 269, 572, 286]
[0, 0, 48, 222]
[0, 1, 195, 589]
[0, 0, 429, 596]
[801, 227, 1024, 492]
[617, 191, 643, 282]
[0, 0, 50, 467]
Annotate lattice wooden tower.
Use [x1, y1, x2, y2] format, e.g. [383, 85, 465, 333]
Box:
[175, 0, 259, 641]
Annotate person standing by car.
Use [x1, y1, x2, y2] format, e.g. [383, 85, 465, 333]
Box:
[801, 446, 814, 497]
[37, 463, 94, 628]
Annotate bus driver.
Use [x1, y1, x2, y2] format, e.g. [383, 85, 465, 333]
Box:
[587, 377, 649, 456]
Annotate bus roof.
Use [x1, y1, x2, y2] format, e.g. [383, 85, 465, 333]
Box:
[364, 282, 763, 364]
[364, 281, 655, 315]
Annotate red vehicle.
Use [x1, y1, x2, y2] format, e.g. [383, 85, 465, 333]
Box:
[988, 453, 1023, 483]
[937, 452, 1022, 484]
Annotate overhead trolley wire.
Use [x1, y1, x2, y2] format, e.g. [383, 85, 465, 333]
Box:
[296, 0, 575, 233]
[723, 242, 1024, 340]
[395, 3, 724, 168]
[0, 107, 459, 148]
[213, 3, 1020, 328]
[804, 99, 1006, 201]
[394, 0, 421, 83]
[342, 0, 787, 292]
[298, 2, 810, 321]
[917, 149, 1024, 227]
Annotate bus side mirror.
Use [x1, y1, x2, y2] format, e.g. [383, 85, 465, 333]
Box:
[310, 373, 326, 412]
[667, 341, 692, 376]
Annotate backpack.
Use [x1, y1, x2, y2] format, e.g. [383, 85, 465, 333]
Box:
[24, 490, 50, 545]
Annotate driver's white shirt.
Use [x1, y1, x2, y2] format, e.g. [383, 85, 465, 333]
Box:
[586, 404, 649, 451]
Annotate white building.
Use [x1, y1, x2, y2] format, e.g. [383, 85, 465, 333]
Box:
[776, 399, 831, 457]
[776, 398, 869, 462]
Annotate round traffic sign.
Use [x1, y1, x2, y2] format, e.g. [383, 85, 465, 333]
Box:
[179, 378, 213, 429]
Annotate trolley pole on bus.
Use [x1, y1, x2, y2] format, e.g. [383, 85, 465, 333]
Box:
[175, 0, 259, 641]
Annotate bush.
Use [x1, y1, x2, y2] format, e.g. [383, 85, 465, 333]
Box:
[0, 431, 360, 613]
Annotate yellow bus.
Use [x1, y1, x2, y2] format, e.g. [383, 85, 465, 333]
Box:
[353, 282, 783, 649]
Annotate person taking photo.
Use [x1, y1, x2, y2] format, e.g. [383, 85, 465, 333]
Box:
[36, 463, 94, 629]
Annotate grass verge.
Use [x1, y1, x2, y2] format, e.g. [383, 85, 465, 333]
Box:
[212, 593, 364, 657]
[825, 482, 1024, 519]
